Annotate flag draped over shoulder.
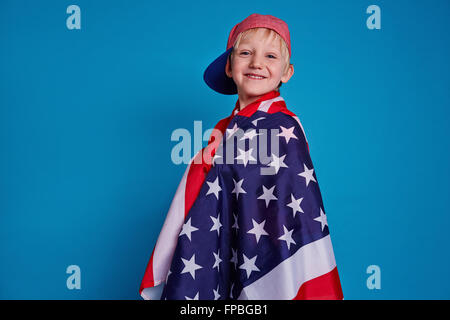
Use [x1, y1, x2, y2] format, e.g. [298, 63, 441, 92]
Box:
[139, 90, 343, 300]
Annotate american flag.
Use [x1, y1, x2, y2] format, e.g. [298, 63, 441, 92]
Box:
[140, 90, 343, 300]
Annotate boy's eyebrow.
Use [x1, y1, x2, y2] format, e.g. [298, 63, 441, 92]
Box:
[236, 44, 281, 53]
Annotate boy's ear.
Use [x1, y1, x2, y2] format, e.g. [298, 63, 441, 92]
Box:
[225, 55, 232, 78]
[281, 63, 294, 83]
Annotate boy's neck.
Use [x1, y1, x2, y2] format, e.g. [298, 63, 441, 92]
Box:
[238, 96, 257, 111]
[237, 90, 279, 111]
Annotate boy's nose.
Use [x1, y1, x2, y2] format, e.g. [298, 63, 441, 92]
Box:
[249, 55, 264, 69]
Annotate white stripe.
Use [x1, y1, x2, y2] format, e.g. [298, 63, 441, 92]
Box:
[257, 96, 284, 112]
[141, 283, 164, 300]
[237, 235, 337, 300]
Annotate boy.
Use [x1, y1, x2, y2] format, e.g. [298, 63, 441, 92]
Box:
[140, 13, 343, 300]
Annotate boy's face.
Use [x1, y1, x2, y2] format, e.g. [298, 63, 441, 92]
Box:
[225, 30, 294, 102]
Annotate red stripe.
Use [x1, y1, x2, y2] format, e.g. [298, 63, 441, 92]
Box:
[184, 151, 207, 218]
[139, 247, 155, 294]
[293, 267, 343, 300]
[280, 108, 295, 117]
[267, 100, 287, 114]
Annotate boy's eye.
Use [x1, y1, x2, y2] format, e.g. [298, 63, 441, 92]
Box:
[238, 51, 277, 58]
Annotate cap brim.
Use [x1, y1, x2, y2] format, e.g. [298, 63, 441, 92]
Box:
[203, 47, 237, 95]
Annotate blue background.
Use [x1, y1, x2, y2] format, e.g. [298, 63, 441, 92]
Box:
[1, 0, 449, 299]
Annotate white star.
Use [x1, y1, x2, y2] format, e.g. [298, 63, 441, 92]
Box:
[213, 285, 220, 300]
[210, 213, 222, 236]
[179, 218, 199, 241]
[235, 148, 256, 167]
[240, 129, 260, 141]
[206, 176, 222, 199]
[257, 185, 278, 207]
[232, 212, 239, 231]
[166, 269, 172, 283]
[230, 248, 238, 268]
[267, 153, 288, 174]
[226, 123, 239, 140]
[298, 163, 316, 186]
[212, 153, 222, 166]
[277, 125, 298, 143]
[314, 208, 328, 231]
[212, 143, 224, 166]
[213, 250, 222, 271]
[251, 117, 266, 126]
[247, 218, 269, 243]
[232, 178, 246, 199]
[278, 225, 296, 250]
[239, 254, 260, 279]
[185, 292, 199, 300]
[286, 194, 304, 218]
[181, 254, 202, 280]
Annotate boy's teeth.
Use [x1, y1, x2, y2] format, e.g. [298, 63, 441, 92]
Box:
[247, 74, 264, 79]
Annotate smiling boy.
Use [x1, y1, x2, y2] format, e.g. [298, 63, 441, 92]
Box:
[225, 27, 294, 109]
[140, 13, 343, 300]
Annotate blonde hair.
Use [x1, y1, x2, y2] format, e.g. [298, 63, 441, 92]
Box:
[229, 28, 291, 89]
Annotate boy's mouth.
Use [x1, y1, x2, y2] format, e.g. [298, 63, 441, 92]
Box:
[245, 73, 266, 80]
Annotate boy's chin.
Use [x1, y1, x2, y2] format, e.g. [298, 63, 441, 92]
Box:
[238, 86, 276, 97]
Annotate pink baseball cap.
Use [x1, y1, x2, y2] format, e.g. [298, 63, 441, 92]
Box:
[203, 13, 291, 95]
